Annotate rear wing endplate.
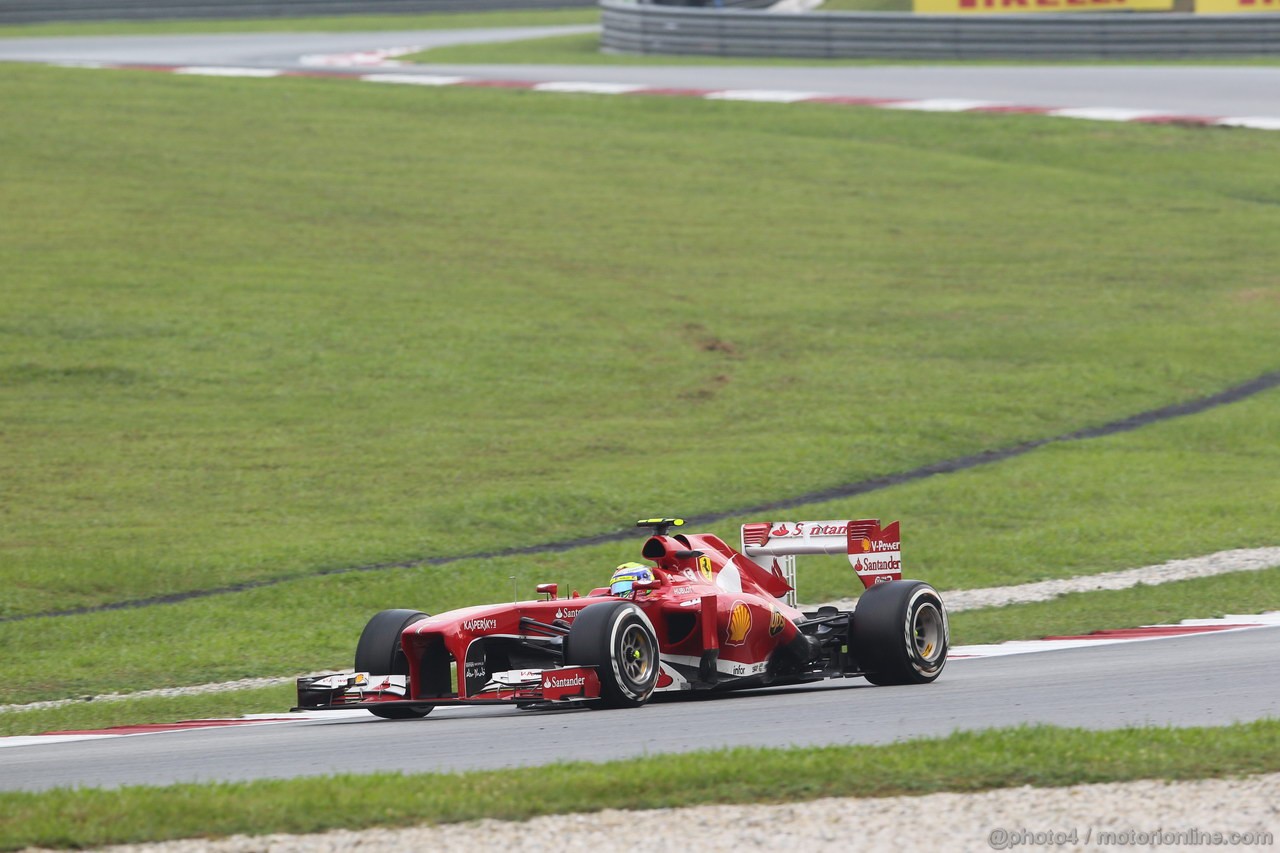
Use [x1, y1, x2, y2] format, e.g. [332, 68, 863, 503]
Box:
[740, 519, 902, 606]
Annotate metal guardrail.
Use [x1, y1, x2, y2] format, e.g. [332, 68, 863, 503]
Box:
[602, 0, 1280, 58]
[0, 0, 592, 25]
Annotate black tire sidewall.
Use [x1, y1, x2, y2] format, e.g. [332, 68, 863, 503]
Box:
[354, 609, 431, 719]
[565, 601, 660, 708]
[355, 609, 428, 675]
[853, 581, 948, 685]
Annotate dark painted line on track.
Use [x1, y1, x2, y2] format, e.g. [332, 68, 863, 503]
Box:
[7, 369, 1278, 625]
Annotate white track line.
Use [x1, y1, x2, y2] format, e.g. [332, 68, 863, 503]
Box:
[172, 66, 282, 78]
[299, 47, 422, 68]
[36, 60, 1280, 133]
[363, 73, 468, 86]
[0, 675, 310, 715]
[705, 89, 825, 103]
[533, 81, 648, 94]
[951, 611, 1280, 658]
[1217, 116, 1280, 131]
[0, 710, 373, 749]
[1047, 106, 1168, 122]
[882, 98, 1000, 112]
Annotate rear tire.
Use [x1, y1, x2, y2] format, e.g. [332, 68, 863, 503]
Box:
[564, 601, 660, 709]
[852, 581, 948, 685]
[354, 608, 433, 719]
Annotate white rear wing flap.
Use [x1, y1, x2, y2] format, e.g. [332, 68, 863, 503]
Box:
[741, 519, 903, 606]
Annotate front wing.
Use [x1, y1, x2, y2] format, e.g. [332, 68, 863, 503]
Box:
[294, 666, 602, 711]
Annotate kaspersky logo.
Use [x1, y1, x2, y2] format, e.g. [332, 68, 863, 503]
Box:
[462, 618, 497, 632]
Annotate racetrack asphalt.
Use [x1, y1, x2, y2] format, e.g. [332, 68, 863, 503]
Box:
[5, 625, 1278, 792]
[1, 27, 1279, 120]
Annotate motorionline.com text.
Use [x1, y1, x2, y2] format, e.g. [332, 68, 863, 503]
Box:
[987, 827, 1274, 849]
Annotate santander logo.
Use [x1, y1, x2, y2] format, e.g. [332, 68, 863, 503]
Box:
[462, 618, 497, 632]
[772, 522, 850, 538]
[808, 523, 849, 536]
[546, 674, 586, 689]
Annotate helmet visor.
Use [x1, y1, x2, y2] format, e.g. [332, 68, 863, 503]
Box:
[609, 568, 648, 596]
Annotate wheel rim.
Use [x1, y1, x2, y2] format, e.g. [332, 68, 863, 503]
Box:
[619, 622, 655, 685]
[912, 602, 945, 664]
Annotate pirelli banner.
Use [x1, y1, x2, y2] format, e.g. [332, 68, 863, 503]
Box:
[915, 0, 1171, 12]
[1196, 0, 1280, 12]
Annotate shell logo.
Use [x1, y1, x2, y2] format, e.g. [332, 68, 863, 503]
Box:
[725, 601, 752, 645]
[860, 537, 872, 552]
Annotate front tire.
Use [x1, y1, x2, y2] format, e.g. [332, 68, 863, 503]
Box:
[354, 608, 433, 719]
[852, 581, 948, 685]
[564, 601, 660, 709]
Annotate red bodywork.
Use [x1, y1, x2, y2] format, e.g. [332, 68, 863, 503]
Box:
[378, 530, 811, 706]
[296, 518, 907, 712]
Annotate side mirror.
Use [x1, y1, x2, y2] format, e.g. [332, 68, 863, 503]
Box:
[632, 578, 662, 592]
[536, 583, 558, 601]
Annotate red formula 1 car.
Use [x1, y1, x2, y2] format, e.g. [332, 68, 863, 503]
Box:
[296, 518, 948, 717]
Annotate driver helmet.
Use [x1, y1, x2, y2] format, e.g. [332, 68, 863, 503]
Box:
[610, 562, 654, 598]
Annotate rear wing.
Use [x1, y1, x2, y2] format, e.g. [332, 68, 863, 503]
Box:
[740, 519, 902, 607]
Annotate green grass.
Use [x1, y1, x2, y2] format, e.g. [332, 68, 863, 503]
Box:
[0, 7, 598, 38]
[2, 62, 1279, 723]
[3, 719, 1277, 850]
[4, 63, 1279, 620]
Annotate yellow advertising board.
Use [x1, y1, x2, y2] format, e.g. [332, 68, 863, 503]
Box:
[1196, 0, 1280, 12]
[915, 0, 1171, 12]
